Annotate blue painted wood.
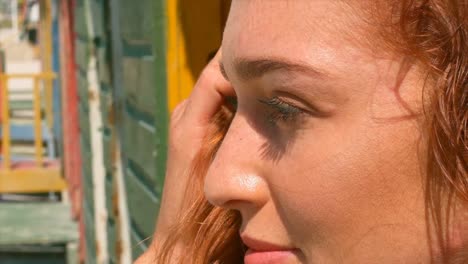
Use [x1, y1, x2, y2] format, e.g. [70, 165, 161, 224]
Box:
[0, 122, 55, 158]
[0, 123, 52, 142]
[52, 0, 63, 156]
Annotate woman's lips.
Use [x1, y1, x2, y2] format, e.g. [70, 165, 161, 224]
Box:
[242, 235, 297, 264]
[245, 249, 296, 264]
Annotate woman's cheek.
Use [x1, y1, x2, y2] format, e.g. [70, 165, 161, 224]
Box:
[266, 116, 426, 255]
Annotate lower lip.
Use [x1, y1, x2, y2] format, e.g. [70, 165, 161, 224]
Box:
[244, 249, 295, 264]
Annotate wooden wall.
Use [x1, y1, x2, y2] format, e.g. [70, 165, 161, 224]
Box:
[68, 0, 231, 262]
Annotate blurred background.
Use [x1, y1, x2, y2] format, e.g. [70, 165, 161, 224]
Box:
[0, 0, 230, 263]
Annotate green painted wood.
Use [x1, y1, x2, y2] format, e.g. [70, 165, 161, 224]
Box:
[83, 198, 96, 264]
[73, 0, 123, 262]
[0, 203, 78, 245]
[78, 105, 90, 132]
[102, 132, 113, 172]
[119, 0, 152, 41]
[90, 0, 106, 39]
[0, 251, 65, 264]
[74, 1, 87, 38]
[130, 231, 147, 260]
[9, 100, 33, 110]
[75, 0, 99, 262]
[121, 40, 153, 58]
[125, 165, 159, 237]
[93, 1, 121, 262]
[66, 243, 79, 264]
[122, 113, 158, 186]
[75, 39, 88, 73]
[107, 219, 117, 264]
[97, 46, 112, 85]
[108, 1, 168, 260]
[151, 0, 170, 198]
[121, 58, 158, 117]
[105, 175, 113, 214]
[0, 243, 77, 264]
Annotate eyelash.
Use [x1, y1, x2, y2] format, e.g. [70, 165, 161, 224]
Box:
[258, 97, 306, 124]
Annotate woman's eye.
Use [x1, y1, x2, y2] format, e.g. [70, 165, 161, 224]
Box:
[258, 97, 306, 124]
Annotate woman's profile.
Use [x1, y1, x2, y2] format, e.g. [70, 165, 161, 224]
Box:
[138, 0, 466, 263]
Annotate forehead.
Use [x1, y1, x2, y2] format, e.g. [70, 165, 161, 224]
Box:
[222, 0, 368, 71]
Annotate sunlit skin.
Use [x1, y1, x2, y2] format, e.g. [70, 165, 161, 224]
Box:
[204, 1, 433, 263]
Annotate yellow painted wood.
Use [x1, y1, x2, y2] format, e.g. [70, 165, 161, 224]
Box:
[166, 0, 191, 112]
[0, 168, 66, 193]
[166, 0, 229, 112]
[1, 71, 57, 137]
[1, 72, 56, 79]
[40, 0, 53, 73]
[33, 77, 43, 166]
[45, 79, 53, 128]
[34, 0, 54, 129]
[0, 35, 60, 192]
[0, 72, 56, 170]
[43, 0, 54, 129]
[1, 75, 11, 170]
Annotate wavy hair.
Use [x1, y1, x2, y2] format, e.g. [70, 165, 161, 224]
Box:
[156, 0, 467, 263]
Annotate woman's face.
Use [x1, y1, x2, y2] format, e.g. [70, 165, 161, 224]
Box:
[205, 1, 430, 263]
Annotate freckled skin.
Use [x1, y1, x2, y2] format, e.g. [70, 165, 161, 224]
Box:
[204, 1, 432, 263]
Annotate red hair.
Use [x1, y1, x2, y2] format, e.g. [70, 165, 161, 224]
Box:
[385, 0, 467, 261]
[156, 106, 243, 263]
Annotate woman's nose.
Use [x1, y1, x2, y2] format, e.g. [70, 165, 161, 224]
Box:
[204, 114, 268, 210]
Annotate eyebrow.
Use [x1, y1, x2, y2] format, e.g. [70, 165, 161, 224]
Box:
[219, 57, 326, 81]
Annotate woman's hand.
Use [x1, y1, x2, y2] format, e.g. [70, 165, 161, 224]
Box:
[135, 50, 234, 263]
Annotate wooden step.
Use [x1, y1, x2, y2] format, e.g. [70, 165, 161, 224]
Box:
[10, 145, 48, 157]
[0, 122, 52, 142]
[0, 160, 66, 193]
[0, 202, 78, 245]
[0, 202, 78, 264]
[0, 245, 67, 264]
[9, 100, 34, 111]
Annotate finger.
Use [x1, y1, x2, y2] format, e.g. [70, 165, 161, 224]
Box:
[169, 99, 188, 132]
[185, 49, 236, 125]
[171, 99, 188, 122]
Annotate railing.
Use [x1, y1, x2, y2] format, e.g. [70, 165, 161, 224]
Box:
[0, 72, 65, 193]
[1, 72, 55, 168]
